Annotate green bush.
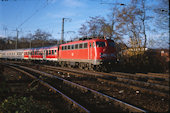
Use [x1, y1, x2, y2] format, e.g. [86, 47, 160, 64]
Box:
[0, 95, 51, 113]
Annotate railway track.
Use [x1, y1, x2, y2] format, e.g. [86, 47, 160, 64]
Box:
[8, 60, 169, 85]
[4, 63, 146, 112]
[43, 65, 169, 94]
[36, 65, 169, 112]
[1, 61, 169, 112]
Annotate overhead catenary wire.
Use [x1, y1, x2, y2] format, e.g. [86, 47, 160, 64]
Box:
[17, 0, 49, 29]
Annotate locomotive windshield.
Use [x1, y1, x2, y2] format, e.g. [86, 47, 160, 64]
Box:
[108, 41, 115, 47]
[96, 41, 105, 47]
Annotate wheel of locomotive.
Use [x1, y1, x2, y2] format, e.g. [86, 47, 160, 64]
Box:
[67, 62, 72, 68]
[84, 63, 89, 70]
[79, 63, 83, 69]
[61, 62, 65, 67]
[88, 64, 94, 71]
[95, 65, 101, 71]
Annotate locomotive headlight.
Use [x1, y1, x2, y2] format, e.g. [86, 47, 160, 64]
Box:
[100, 53, 108, 58]
[100, 53, 103, 58]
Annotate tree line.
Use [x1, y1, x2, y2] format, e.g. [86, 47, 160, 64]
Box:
[0, 29, 58, 50]
[78, 0, 169, 54]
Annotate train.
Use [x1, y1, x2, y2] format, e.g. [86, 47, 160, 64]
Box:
[0, 37, 117, 71]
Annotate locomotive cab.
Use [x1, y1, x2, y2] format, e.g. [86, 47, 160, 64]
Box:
[95, 39, 116, 60]
[94, 39, 117, 71]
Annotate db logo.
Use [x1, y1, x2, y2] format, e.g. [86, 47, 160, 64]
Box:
[71, 53, 74, 56]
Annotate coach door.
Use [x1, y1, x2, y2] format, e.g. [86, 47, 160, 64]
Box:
[28, 51, 31, 59]
[43, 50, 46, 60]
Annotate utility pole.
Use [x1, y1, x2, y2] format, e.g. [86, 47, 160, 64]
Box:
[3, 26, 8, 38]
[15, 29, 19, 49]
[61, 18, 64, 44]
[61, 17, 71, 44]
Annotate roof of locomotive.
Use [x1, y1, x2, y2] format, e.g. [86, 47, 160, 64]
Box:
[60, 38, 109, 46]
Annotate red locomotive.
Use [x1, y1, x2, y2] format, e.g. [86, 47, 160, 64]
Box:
[0, 37, 117, 71]
[58, 38, 116, 71]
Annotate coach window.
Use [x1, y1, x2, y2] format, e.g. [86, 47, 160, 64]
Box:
[55, 50, 57, 53]
[90, 43, 91, 48]
[52, 50, 54, 55]
[84, 43, 88, 48]
[49, 50, 51, 55]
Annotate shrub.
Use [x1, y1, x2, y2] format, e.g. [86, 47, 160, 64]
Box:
[0, 95, 51, 113]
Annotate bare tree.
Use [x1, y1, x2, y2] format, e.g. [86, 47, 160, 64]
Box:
[79, 16, 108, 37]
[33, 29, 52, 47]
[79, 24, 88, 37]
[115, 1, 145, 55]
[154, 0, 169, 30]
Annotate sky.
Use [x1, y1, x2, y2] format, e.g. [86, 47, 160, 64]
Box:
[0, 0, 116, 41]
[0, 0, 169, 48]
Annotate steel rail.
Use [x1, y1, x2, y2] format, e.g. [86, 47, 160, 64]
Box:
[44, 65, 169, 92]
[43, 65, 169, 97]
[7, 65, 90, 113]
[8, 63, 147, 112]
[112, 72, 169, 82]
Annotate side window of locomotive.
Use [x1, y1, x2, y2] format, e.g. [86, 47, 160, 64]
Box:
[84, 43, 88, 48]
[75, 44, 78, 49]
[79, 43, 83, 49]
[71, 45, 74, 49]
[64, 46, 67, 50]
[68, 45, 70, 50]
[96, 42, 105, 47]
